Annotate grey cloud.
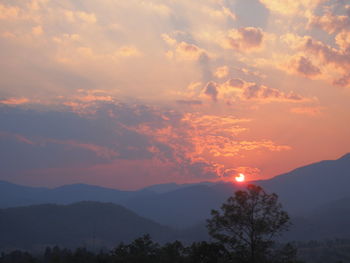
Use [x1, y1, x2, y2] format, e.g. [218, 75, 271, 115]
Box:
[333, 73, 350, 87]
[0, 102, 220, 183]
[204, 81, 219, 101]
[296, 56, 321, 77]
[176, 100, 202, 105]
[228, 78, 244, 88]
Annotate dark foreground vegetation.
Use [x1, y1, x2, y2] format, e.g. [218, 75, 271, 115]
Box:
[2, 237, 350, 263]
[0, 234, 301, 263]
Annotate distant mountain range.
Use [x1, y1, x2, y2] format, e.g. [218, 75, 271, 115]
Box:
[0, 153, 349, 247]
[258, 152, 350, 215]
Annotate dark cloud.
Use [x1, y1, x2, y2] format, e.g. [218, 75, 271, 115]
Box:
[176, 100, 202, 105]
[228, 78, 244, 88]
[0, 102, 219, 185]
[204, 81, 218, 101]
[333, 73, 350, 87]
[295, 56, 321, 77]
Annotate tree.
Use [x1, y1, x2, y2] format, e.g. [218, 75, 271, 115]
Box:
[207, 184, 291, 263]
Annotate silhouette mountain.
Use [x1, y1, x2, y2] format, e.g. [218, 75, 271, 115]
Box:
[1, 153, 349, 233]
[0, 201, 173, 250]
[257, 152, 350, 214]
[0, 182, 152, 208]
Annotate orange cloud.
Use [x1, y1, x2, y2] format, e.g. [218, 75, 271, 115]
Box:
[163, 35, 208, 61]
[0, 4, 20, 20]
[290, 106, 322, 116]
[115, 46, 142, 57]
[309, 11, 350, 34]
[335, 31, 350, 51]
[210, 78, 307, 103]
[224, 27, 264, 52]
[281, 32, 350, 87]
[214, 66, 229, 79]
[0, 97, 29, 105]
[259, 0, 324, 16]
[135, 112, 290, 174]
[74, 89, 114, 103]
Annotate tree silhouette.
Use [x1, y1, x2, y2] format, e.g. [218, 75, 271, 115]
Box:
[207, 184, 291, 263]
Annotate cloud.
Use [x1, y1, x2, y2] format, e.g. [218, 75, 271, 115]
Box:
[259, 0, 323, 16]
[115, 46, 142, 57]
[0, 4, 20, 20]
[287, 56, 321, 78]
[32, 25, 43, 36]
[281, 32, 350, 87]
[304, 37, 349, 67]
[335, 31, 350, 52]
[333, 74, 350, 88]
[0, 99, 294, 185]
[0, 98, 29, 105]
[309, 10, 350, 34]
[214, 66, 229, 79]
[162, 33, 208, 61]
[224, 27, 264, 52]
[214, 78, 307, 103]
[176, 100, 202, 106]
[138, 111, 291, 175]
[204, 81, 219, 101]
[242, 84, 304, 102]
[64, 10, 97, 24]
[290, 106, 322, 116]
[0, 131, 35, 145]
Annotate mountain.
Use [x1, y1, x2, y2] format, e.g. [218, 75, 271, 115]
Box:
[124, 183, 237, 227]
[1, 153, 349, 232]
[0, 181, 235, 227]
[257, 152, 350, 215]
[0, 202, 173, 250]
[0, 181, 153, 208]
[140, 182, 215, 194]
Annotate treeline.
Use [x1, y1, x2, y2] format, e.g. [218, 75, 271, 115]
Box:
[296, 239, 350, 263]
[0, 234, 301, 263]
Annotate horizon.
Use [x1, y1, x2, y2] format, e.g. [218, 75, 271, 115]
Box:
[1, 151, 348, 190]
[0, 0, 350, 189]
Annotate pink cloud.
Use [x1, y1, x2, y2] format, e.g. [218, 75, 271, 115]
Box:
[225, 27, 264, 51]
[0, 132, 35, 145]
[290, 106, 323, 116]
[0, 97, 29, 105]
[44, 139, 119, 160]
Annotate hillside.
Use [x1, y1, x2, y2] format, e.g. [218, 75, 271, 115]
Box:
[0, 202, 173, 250]
[257, 153, 350, 215]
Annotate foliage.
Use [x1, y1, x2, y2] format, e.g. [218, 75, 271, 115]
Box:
[207, 184, 291, 263]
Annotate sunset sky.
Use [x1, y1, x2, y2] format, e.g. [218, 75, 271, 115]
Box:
[0, 0, 349, 189]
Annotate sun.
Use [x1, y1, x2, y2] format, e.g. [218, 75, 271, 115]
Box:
[235, 173, 245, 182]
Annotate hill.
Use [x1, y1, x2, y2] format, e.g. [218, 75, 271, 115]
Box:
[1, 153, 349, 232]
[257, 152, 350, 215]
[0, 202, 173, 250]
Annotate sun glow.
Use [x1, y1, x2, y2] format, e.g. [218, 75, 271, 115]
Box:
[235, 173, 245, 182]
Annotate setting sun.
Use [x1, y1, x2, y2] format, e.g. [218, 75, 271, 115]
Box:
[235, 173, 245, 182]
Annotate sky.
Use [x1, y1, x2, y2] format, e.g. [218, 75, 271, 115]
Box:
[0, 0, 349, 190]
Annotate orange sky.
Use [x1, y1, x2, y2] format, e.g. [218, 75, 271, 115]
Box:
[0, 0, 349, 189]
